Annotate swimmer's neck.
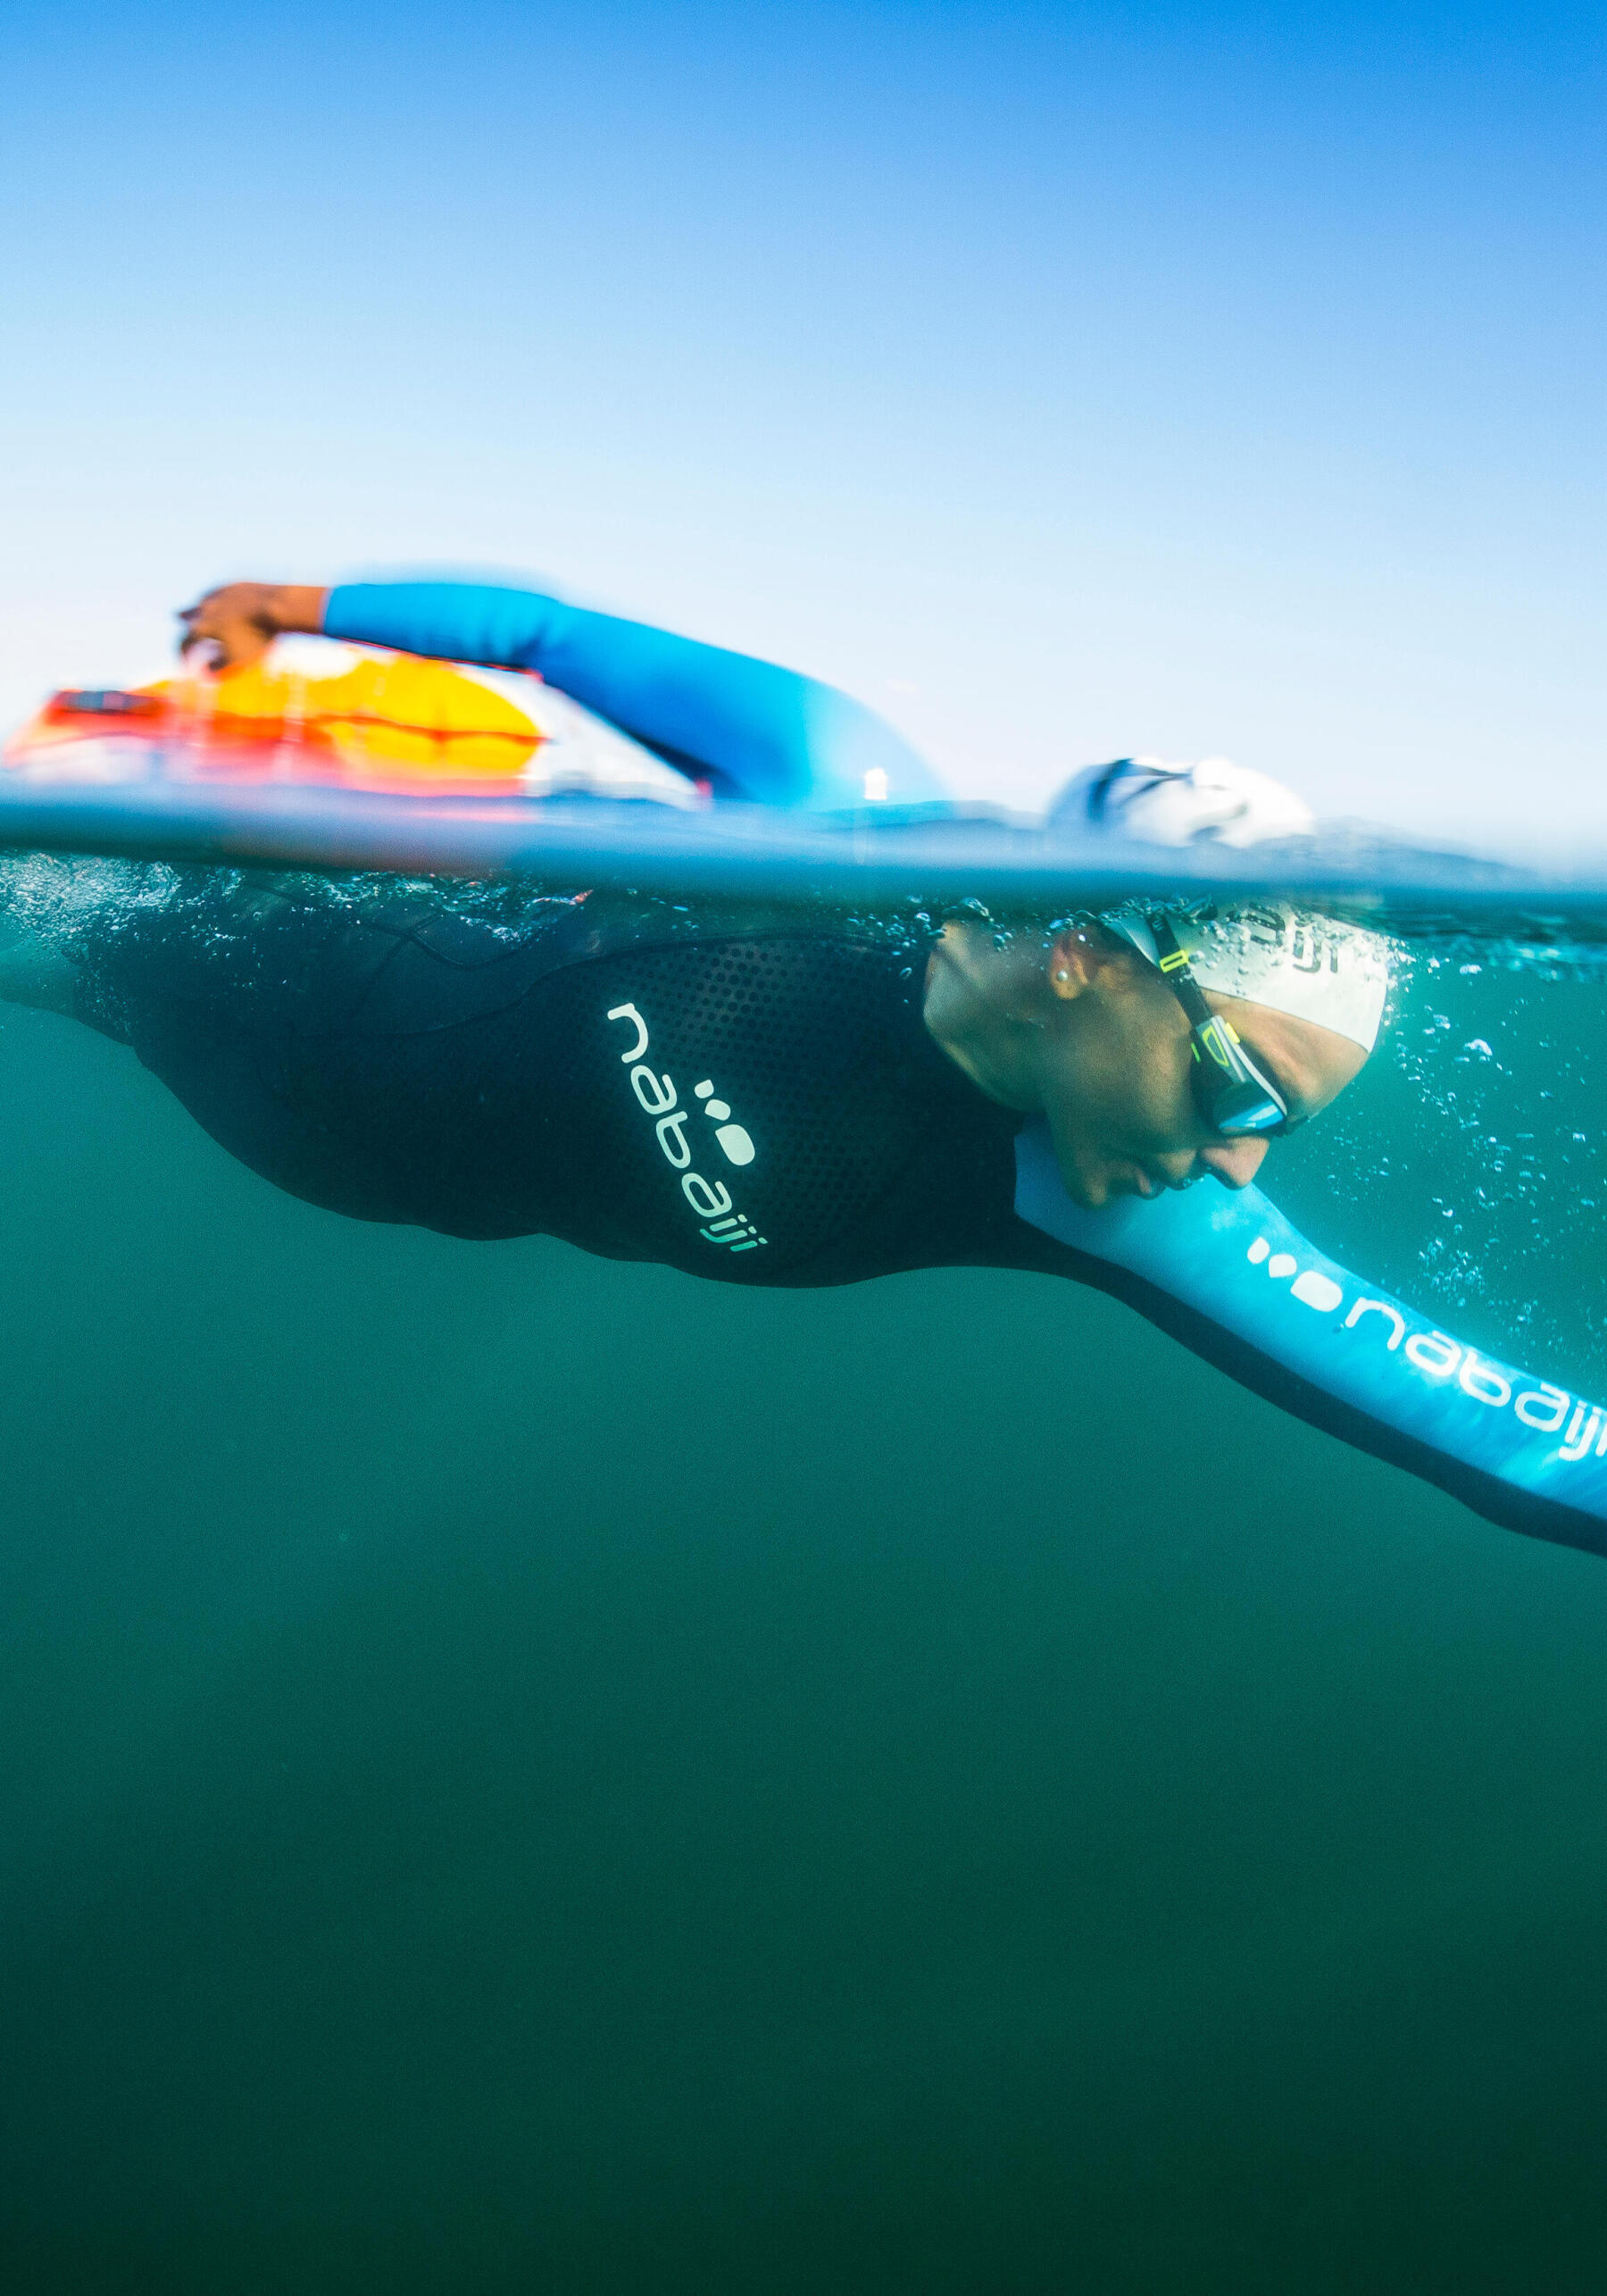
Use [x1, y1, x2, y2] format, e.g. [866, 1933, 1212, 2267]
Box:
[922, 923, 1056, 1112]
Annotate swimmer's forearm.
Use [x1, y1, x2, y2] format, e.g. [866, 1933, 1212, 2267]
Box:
[323, 582, 570, 672]
[323, 581, 828, 803]
[269, 585, 329, 636]
[321, 580, 942, 809]
[178, 579, 562, 671]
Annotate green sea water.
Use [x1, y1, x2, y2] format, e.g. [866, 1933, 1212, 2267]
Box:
[3, 899, 1607, 2293]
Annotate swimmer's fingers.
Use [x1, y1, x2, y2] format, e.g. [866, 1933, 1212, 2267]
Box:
[176, 582, 280, 669]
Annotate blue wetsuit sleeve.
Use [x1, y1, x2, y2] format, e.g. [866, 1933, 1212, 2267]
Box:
[322, 581, 943, 812]
[1013, 1123, 1607, 1559]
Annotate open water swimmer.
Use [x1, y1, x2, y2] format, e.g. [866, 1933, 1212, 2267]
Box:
[4, 576, 1606, 1561]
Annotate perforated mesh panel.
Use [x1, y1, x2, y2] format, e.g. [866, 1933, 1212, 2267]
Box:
[529, 934, 967, 1276]
[74, 880, 1025, 1282]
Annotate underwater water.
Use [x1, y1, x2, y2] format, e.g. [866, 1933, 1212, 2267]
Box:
[4, 880, 1607, 2293]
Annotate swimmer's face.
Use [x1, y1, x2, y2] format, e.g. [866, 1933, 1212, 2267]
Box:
[1039, 927, 1368, 1209]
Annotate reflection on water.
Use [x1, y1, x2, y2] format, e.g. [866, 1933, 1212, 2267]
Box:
[4, 860, 1607, 2292]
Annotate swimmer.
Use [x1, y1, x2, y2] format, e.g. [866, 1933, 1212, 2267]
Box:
[10, 580, 1378, 1238]
[19, 575, 1603, 1556]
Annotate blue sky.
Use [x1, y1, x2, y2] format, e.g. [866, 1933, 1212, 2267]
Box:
[3, 1, 1602, 837]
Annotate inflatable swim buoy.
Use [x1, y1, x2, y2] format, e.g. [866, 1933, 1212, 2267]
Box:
[4, 637, 703, 807]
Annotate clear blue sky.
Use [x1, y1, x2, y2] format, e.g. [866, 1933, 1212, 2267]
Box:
[3, 0, 1602, 838]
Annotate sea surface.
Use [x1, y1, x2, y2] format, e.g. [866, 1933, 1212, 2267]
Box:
[3, 881, 1607, 2293]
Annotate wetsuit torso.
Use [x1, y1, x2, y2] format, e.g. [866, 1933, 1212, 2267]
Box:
[72, 873, 1045, 1286]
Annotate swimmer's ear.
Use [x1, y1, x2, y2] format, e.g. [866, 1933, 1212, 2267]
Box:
[1046, 926, 1127, 1003]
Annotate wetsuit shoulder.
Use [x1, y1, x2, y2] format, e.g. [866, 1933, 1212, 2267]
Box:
[519, 925, 1027, 1282]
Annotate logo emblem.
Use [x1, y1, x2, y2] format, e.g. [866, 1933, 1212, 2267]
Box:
[606, 1005, 767, 1253]
[693, 1079, 754, 1165]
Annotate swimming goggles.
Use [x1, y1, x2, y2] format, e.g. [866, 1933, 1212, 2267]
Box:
[1146, 914, 1290, 1138]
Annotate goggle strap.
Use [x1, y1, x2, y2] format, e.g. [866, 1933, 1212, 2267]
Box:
[1146, 915, 1214, 1028]
[1145, 911, 1291, 1133]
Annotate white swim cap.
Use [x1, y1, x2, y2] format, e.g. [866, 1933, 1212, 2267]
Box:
[1052, 755, 1317, 848]
[1107, 902, 1392, 1054]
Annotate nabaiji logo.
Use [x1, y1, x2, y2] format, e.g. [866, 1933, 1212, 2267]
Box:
[605, 1003, 767, 1254]
[1245, 1231, 1607, 1465]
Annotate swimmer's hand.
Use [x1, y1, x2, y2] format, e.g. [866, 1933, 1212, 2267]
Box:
[177, 582, 329, 671]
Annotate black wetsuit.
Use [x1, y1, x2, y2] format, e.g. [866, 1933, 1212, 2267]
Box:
[71, 873, 1058, 1286]
[61, 867, 1607, 1557]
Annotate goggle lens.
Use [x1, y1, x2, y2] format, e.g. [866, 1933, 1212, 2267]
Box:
[1204, 1076, 1287, 1135]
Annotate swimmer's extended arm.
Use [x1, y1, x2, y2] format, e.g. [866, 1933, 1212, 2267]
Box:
[177, 578, 940, 811]
[1014, 1123, 1607, 1560]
